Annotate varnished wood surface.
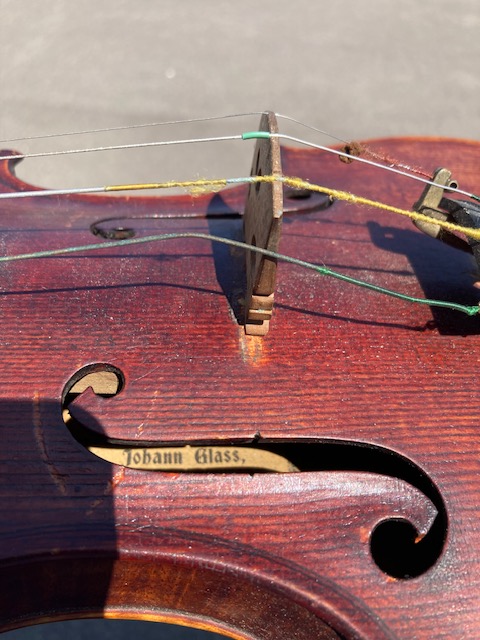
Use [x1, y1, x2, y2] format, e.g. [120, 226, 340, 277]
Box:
[1, 138, 480, 638]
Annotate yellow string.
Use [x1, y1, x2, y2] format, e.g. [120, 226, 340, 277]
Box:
[106, 178, 228, 193]
[280, 176, 480, 241]
[106, 174, 480, 242]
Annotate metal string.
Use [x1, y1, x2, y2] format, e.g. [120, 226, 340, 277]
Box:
[272, 134, 477, 201]
[0, 134, 244, 163]
[0, 231, 477, 316]
[0, 111, 266, 144]
[0, 170, 478, 242]
[275, 113, 347, 143]
[0, 117, 479, 316]
[0, 111, 340, 145]
[0, 126, 477, 202]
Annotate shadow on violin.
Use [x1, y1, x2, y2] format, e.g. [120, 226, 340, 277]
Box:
[368, 221, 480, 335]
[0, 398, 116, 630]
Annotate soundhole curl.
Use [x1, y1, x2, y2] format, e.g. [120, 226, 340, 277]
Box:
[371, 515, 446, 579]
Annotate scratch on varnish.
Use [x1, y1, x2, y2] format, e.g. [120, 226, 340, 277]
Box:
[33, 391, 67, 495]
[359, 526, 370, 544]
[132, 365, 162, 384]
[87, 467, 125, 516]
[134, 389, 159, 438]
[110, 467, 126, 491]
[238, 328, 267, 367]
[173, 568, 198, 608]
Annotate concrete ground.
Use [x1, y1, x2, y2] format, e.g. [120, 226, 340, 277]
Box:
[0, 1, 479, 638]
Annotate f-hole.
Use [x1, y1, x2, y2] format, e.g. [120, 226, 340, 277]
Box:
[62, 363, 124, 445]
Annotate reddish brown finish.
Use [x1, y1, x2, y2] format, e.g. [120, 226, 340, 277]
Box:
[1, 138, 480, 638]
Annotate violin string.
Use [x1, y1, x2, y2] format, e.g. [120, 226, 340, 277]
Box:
[1, 128, 477, 203]
[0, 110, 427, 180]
[275, 113, 347, 143]
[0, 134, 245, 163]
[0, 111, 266, 144]
[275, 113, 432, 179]
[271, 134, 478, 202]
[0, 173, 478, 242]
[1, 116, 477, 317]
[0, 111, 352, 151]
[0, 231, 477, 317]
[0, 177, 241, 199]
[351, 145, 432, 179]
[275, 176, 480, 240]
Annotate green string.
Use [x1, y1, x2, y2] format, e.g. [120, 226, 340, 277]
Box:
[0, 232, 478, 316]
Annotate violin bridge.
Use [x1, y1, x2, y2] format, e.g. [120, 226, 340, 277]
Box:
[243, 111, 283, 336]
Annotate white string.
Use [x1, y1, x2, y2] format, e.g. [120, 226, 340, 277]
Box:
[0, 111, 265, 144]
[0, 114, 476, 201]
[272, 134, 474, 201]
[0, 134, 244, 162]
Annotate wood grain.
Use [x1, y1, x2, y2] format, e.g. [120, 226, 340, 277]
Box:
[1, 138, 479, 638]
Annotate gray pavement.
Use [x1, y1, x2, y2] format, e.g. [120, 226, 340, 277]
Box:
[0, 1, 479, 638]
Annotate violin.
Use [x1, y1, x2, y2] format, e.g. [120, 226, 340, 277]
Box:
[1, 110, 480, 639]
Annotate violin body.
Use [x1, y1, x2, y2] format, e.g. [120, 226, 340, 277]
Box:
[1, 134, 480, 639]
